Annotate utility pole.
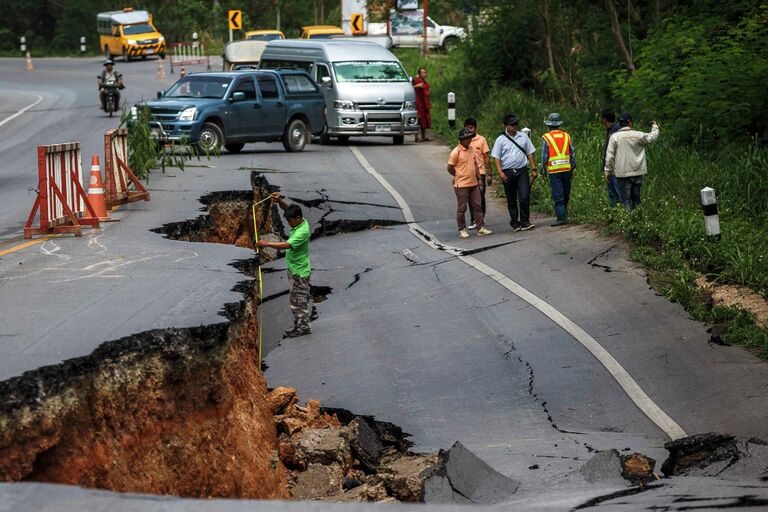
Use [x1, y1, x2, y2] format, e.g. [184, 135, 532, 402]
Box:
[422, 0, 429, 58]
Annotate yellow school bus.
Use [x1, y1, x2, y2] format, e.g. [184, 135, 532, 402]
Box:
[97, 8, 165, 61]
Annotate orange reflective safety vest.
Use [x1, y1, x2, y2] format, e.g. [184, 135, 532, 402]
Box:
[542, 130, 573, 173]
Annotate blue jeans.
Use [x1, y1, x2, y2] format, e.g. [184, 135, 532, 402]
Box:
[549, 171, 572, 208]
[503, 168, 530, 227]
[607, 175, 623, 207]
[617, 175, 644, 210]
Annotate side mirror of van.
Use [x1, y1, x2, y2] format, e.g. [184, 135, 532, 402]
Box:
[157, 91, 165, 99]
[321, 76, 332, 88]
[231, 91, 246, 102]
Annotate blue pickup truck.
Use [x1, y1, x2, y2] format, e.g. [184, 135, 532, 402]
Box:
[132, 69, 325, 153]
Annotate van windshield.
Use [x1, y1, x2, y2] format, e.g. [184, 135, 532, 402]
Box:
[123, 23, 155, 35]
[332, 61, 409, 82]
[164, 76, 232, 99]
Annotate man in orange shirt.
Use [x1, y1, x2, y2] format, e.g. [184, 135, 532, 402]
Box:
[447, 128, 493, 239]
[464, 118, 492, 230]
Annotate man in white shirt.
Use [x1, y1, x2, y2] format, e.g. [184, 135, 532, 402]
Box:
[604, 113, 659, 210]
[491, 114, 538, 231]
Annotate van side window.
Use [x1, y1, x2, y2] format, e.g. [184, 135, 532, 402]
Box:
[233, 78, 257, 100]
[316, 64, 330, 83]
[260, 59, 313, 73]
[258, 77, 280, 99]
[113, 26, 120, 36]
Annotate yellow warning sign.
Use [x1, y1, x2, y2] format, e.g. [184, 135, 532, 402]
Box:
[228, 10, 242, 30]
[351, 13, 364, 35]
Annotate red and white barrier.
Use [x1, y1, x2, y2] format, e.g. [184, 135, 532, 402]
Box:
[103, 128, 150, 209]
[24, 142, 100, 238]
[169, 41, 210, 74]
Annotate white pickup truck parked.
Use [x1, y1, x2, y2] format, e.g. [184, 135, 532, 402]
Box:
[368, 12, 466, 50]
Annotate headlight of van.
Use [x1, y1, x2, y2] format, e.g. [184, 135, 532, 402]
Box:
[404, 101, 416, 110]
[334, 100, 355, 110]
[158, 36, 165, 42]
[178, 107, 197, 121]
[127, 39, 137, 45]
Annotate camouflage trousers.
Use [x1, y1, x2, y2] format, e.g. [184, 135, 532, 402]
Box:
[288, 271, 312, 332]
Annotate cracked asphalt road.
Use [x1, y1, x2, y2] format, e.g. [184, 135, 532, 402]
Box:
[1, 57, 767, 509]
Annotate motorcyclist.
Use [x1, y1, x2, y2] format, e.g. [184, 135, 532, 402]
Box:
[98, 59, 124, 111]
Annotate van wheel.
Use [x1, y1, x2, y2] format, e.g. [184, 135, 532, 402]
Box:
[393, 135, 405, 145]
[123, 48, 130, 62]
[283, 118, 308, 152]
[225, 143, 245, 154]
[104, 46, 111, 59]
[196, 122, 224, 154]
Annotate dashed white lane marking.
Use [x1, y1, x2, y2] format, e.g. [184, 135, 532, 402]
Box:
[0, 94, 44, 129]
[349, 145, 687, 440]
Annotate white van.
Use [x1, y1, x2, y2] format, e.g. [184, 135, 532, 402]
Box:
[260, 40, 419, 144]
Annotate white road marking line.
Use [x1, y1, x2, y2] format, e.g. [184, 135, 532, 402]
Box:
[349, 145, 687, 440]
[0, 94, 44, 129]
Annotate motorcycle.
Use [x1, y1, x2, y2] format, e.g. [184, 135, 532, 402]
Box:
[100, 77, 122, 117]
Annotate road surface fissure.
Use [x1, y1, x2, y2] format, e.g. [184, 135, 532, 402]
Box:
[349, 145, 687, 441]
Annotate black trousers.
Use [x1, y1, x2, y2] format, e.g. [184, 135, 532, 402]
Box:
[502, 168, 530, 226]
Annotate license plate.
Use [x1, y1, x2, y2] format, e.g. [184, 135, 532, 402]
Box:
[144, 48, 155, 55]
[374, 125, 389, 133]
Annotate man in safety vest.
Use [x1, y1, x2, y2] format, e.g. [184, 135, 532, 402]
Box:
[540, 113, 576, 226]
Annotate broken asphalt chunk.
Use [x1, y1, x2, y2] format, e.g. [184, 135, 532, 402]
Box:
[423, 441, 520, 504]
[662, 433, 768, 478]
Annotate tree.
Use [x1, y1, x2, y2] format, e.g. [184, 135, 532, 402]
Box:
[603, 0, 635, 73]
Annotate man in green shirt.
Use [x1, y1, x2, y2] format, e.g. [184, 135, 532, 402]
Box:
[256, 192, 312, 338]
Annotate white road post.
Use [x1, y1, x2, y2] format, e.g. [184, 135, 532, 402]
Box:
[80, 36, 86, 54]
[701, 187, 721, 240]
[20, 36, 26, 53]
[447, 92, 456, 128]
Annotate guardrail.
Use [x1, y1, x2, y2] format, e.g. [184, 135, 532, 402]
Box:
[24, 142, 100, 238]
[169, 41, 211, 74]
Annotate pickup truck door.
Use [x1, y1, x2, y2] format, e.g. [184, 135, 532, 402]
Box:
[426, 18, 441, 47]
[228, 76, 259, 138]
[256, 75, 286, 137]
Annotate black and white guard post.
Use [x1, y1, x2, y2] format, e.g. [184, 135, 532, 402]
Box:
[448, 92, 456, 128]
[20, 36, 26, 53]
[80, 36, 86, 54]
[700, 187, 721, 240]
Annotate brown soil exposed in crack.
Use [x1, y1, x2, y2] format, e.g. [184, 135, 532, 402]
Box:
[0, 176, 289, 498]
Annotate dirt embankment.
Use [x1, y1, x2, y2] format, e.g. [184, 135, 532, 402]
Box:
[0, 176, 289, 498]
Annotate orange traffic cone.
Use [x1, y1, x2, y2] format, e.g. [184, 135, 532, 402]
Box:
[179, 63, 186, 78]
[86, 155, 110, 221]
[157, 58, 165, 80]
[25, 51, 33, 71]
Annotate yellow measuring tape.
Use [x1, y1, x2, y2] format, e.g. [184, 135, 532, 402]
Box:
[252, 195, 272, 370]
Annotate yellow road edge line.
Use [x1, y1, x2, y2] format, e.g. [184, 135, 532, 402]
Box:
[0, 234, 60, 257]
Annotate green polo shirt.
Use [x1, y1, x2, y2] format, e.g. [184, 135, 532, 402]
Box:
[286, 218, 311, 277]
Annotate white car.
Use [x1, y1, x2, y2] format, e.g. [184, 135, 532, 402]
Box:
[369, 15, 466, 50]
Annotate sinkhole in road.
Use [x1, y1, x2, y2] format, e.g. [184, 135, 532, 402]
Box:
[0, 172, 447, 503]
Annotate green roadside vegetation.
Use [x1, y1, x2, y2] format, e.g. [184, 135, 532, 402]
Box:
[395, 1, 768, 357]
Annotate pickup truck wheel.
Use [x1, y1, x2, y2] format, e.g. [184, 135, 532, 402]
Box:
[393, 135, 405, 145]
[319, 132, 331, 145]
[196, 122, 224, 154]
[225, 143, 245, 154]
[283, 118, 308, 152]
[442, 37, 460, 52]
[336, 135, 350, 144]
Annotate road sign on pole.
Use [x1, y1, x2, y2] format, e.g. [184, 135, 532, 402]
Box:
[351, 13, 364, 34]
[229, 10, 242, 30]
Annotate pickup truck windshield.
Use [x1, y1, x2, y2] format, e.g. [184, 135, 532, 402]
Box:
[332, 61, 409, 82]
[123, 24, 155, 35]
[165, 76, 232, 99]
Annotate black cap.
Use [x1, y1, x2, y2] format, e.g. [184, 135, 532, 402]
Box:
[458, 127, 474, 140]
[619, 112, 632, 123]
[503, 114, 519, 126]
[104, 59, 114, 66]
